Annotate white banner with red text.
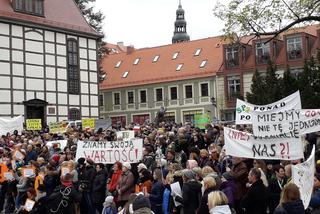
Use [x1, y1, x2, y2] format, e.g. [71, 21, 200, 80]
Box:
[224, 127, 304, 160]
[75, 139, 143, 164]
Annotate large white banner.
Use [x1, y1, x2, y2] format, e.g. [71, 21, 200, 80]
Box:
[292, 146, 315, 209]
[235, 91, 301, 124]
[75, 139, 143, 164]
[224, 127, 304, 160]
[252, 109, 320, 138]
[46, 140, 68, 150]
[0, 116, 23, 135]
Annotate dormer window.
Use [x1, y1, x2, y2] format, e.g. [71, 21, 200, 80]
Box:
[225, 46, 239, 68]
[115, 60, 122, 68]
[172, 52, 179, 59]
[133, 58, 140, 65]
[200, 60, 207, 68]
[153, 55, 160, 62]
[122, 71, 129, 78]
[256, 42, 270, 64]
[287, 36, 302, 60]
[194, 48, 201, 56]
[14, 0, 44, 16]
[176, 64, 183, 71]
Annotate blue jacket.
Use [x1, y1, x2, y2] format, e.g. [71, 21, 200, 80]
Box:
[310, 189, 320, 209]
[149, 181, 165, 214]
[163, 188, 172, 214]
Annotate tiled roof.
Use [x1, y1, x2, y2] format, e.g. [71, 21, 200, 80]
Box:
[100, 37, 226, 90]
[105, 43, 128, 54]
[0, 0, 100, 37]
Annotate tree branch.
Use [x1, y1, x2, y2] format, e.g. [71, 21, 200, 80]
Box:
[281, 0, 300, 19]
[308, 0, 320, 16]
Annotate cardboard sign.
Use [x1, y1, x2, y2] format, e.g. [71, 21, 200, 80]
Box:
[224, 127, 303, 160]
[49, 121, 67, 134]
[24, 199, 35, 212]
[26, 119, 42, 131]
[0, 115, 24, 135]
[14, 150, 24, 160]
[292, 146, 315, 209]
[3, 172, 13, 180]
[235, 91, 301, 124]
[82, 118, 95, 129]
[22, 168, 35, 177]
[75, 139, 143, 164]
[116, 131, 135, 139]
[194, 113, 211, 129]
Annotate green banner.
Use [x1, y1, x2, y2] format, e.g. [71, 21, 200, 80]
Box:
[194, 113, 211, 129]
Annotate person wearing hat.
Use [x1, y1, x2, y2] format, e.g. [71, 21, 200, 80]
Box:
[117, 162, 134, 208]
[102, 196, 117, 214]
[135, 163, 152, 194]
[132, 194, 152, 214]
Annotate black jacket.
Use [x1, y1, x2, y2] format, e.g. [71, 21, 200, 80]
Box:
[197, 187, 216, 214]
[273, 199, 305, 214]
[175, 180, 202, 214]
[91, 170, 107, 204]
[241, 179, 268, 214]
[268, 177, 287, 214]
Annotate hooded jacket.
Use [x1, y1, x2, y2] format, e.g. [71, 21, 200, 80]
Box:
[209, 205, 232, 214]
[175, 180, 202, 214]
[273, 199, 305, 214]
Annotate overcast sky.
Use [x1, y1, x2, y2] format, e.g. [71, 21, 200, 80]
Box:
[94, 0, 225, 49]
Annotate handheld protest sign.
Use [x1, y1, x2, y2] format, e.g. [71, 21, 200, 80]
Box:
[26, 119, 42, 131]
[24, 199, 35, 212]
[22, 167, 35, 178]
[3, 171, 13, 181]
[14, 150, 24, 160]
[82, 118, 95, 129]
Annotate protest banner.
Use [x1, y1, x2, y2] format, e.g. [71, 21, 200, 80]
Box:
[116, 131, 135, 139]
[82, 118, 95, 129]
[252, 109, 320, 138]
[14, 150, 25, 160]
[0, 115, 23, 135]
[26, 119, 42, 131]
[224, 127, 304, 160]
[49, 121, 67, 134]
[3, 172, 13, 181]
[194, 113, 211, 129]
[22, 167, 35, 177]
[292, 146, 315, 209]
[95, 119, 111, 130]
[45, 140, 68, 150]
[235, 91, 301, 124]
[75, 139, 143, 164]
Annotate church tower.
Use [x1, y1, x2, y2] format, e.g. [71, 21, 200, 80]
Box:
[172, 0, 190, 43]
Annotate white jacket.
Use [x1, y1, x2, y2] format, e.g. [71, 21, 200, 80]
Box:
[209, 205, 232, 214]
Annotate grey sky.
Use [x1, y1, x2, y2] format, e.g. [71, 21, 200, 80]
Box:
[94, 0, 225, 48]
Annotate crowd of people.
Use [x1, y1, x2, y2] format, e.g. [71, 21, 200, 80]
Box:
[0, 121, 320, 214]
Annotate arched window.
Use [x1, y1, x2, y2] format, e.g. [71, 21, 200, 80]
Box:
[68, 108, 80, 120]
[67, 39, 80, 94]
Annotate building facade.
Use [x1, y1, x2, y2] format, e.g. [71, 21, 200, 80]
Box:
[0, 0, 101, 125]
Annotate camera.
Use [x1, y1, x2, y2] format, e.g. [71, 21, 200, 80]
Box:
[79, 180, 89, 190]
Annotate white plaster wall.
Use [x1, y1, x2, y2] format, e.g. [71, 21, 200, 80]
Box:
[46, 67, 56, 79]
[89, 72, 97, 83]
[58, 106, 68, 115]
[56, 33, 66, 44]
[57, 44, 66, 55]
[26, 53, 43, 65]
[80, 71, 88, 82]
[26, 91, 35, 100]
[90, 95, 98, 106]
[36, 92, 44, 100]
[45, 43, 55, 54]
[79, 37, 87, 48]
[67, 35, 77, 40]
[12, 25, 23, 37]
[89, 61, 96, 71]
[57, 68, 67, 80]
[0, 23, 9, 35]
[12, 63, 23, 76]
[0, 36, 9, 48]
[81, 95, 89, 105]
[57, 81, 67, 92]
[57, 56, 66, 67]
[25, 40, 43, 53]
[58, 93, 67, 104]
[80, 59, 88, 70]
[58, 117, 68, 121]
[26, 78, 44, 91]
[0, 49, 10, 61]
[47, 116, 57, 123]
[79, 48, 87, 59]
[0, 90, 11, 102]
[90, 84, 98, 94]
[13, 104, 24, 115]
[45, 55, 55, 66]
[12, 50, 23, 62]
[12, 38, 23, 49]
[0, 76, 10, 88]
[82, 107, 89, 116]
[0, 104, 11, 115]
[46, 92, 56, 104]
[26, 65, 44, 78]
[88, 39, 96, 49]
[25, 31, 43, 41]
[13, 91, 24, 102]
[12, 77, 24, 89]
[81, 83, 88, 93]
[69, 95, 80, 105]
[0, 62, 10, 75]
[88, 50, 96, 60]
[91, 108, 99, 117]
[45, 31, 54, 42]
[46, 79, 56, 91]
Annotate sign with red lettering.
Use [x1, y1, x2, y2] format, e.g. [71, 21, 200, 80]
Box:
[224, 127, 303, 160]
[75, 139, 143, 164]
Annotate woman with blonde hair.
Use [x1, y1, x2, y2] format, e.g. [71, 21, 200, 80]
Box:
[197, 176, 217, 214]
[207, 191, 232, 214]
[274, 183, 304, 214]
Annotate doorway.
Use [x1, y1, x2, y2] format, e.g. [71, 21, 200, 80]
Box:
[23, 99, 48, 127]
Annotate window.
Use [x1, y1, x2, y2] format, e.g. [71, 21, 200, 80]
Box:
[170, 87, 178, 100]
[153, 55, 160, 62]
[194, 48, 201, 56]
[14, 0, 44, 16]
[176, 64, 183, 71]
[127, 91, 134, 104]
[114, 92, 120, 105]
[140, 90, 147, 103]
[200, 60, 207, 68]
[67, 39, 79, 94]
[115, 60, 122, 68]
[122, 71, 129, 78]
[133, 58, 140, 65]
[68, 108, 80, 120]
[256, 42, 270, 64]
[287, 36, 302, 60]
[227, 76, 241, 101]
[99, 94, 104, 106]
[200, 83, 209, 97]
[225, 46, 239, 68]
[156, 88, 163, 101]
[185, 85, 193, 99]
[172, 52, 179, 59]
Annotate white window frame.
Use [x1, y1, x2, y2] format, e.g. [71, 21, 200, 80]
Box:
[172, 52, 179, 59]
[112, 91, 121, 106]
[227, 76, 241, 100]
[115, 60, 122, 68]
[199, 81, 210, 98]
[154, 87, 164, 102]
[126, 90, 135, 105]
[153, 55, 160, 62]
[183, 83, 194, 104]
[169, 85, 179, 101]
[194, 48, 201, 56]
[138, 89, 148, 104]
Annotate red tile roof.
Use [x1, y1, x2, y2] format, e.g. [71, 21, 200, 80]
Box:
[100, 37, 226, 90]
[0, 0, 100, 37]
[106, 43, 128, 54]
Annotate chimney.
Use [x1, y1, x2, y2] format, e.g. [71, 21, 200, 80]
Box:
[127, 45, 135, 54]
[117, 41, 124, 49]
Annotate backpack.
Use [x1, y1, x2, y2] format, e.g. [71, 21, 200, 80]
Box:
[46, 186, 72, 214]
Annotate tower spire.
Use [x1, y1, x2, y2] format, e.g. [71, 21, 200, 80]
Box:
[172, 1, 190, 43]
